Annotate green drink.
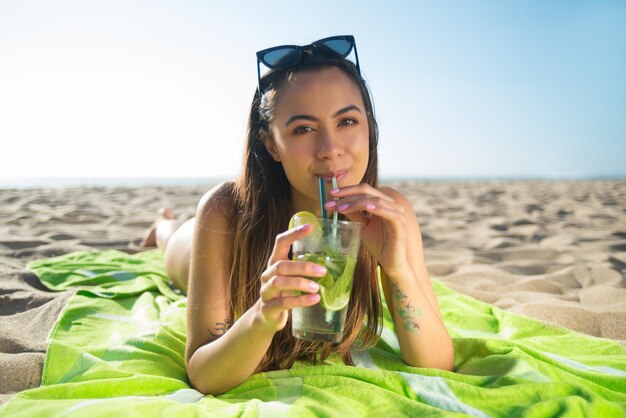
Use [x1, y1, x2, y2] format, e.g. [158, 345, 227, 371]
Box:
[296, 252, 356, 311]
[290, 215, 361, 343]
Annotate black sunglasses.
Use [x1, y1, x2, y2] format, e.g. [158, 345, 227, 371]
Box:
[256, 35, 360, 93]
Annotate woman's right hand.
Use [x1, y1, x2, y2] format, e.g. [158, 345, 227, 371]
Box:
[257, 224, 324, 332]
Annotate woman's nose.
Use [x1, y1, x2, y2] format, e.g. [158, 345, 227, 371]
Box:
[316, 130, 343, 160]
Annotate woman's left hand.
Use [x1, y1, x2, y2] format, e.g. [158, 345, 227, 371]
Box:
[325, 184, 410, 277]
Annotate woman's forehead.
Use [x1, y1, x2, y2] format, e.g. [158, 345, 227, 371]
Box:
[274, 67, 364, 116]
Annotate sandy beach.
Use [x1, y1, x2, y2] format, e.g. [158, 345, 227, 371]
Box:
[1, 179, 625, 405]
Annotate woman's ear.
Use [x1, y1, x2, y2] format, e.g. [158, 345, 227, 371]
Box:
[260, 129, 281, 162]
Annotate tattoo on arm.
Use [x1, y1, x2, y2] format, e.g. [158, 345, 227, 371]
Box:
[390, 282, 422, 334]
[209, 318, 233, 338]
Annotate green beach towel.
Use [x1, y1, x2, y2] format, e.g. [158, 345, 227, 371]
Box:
[1, 249, 625, 417]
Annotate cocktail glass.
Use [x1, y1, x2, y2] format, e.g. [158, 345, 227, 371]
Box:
[290, 215, 361, 343]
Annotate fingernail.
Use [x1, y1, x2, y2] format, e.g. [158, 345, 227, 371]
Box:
[325, 200, 336, 208]
[366, 203, 375, 210]
[308, 281, 319, 291]
[338, 203, 349, 211]
[330, 188, 339, 195]
[298, 224, 311, 231]
[313, 265, 327, 274]
[309, 294, 320, 302]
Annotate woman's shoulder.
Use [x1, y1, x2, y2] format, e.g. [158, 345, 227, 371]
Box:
[196, 180, 237, 227]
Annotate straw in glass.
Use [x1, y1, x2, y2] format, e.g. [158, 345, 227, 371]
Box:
[331, 177, 339, 238]
[318, 177, 327, 221]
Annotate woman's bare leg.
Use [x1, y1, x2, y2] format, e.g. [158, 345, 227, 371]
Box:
[142, 208, 176, 248]
[142, 209, 194, 293]
[163, 218, 194, 293]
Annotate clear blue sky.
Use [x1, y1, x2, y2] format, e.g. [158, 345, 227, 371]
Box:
[1, 0, 625, 182]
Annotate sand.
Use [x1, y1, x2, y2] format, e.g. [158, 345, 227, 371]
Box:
[1, 180, 625, 404]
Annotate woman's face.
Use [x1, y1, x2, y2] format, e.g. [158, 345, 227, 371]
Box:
[262, 67, 370, 216]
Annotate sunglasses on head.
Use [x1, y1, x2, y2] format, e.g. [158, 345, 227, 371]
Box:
[256, 35, 360, 93]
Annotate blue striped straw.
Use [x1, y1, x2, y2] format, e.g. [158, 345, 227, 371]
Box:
[331, 177, 339, 231]
[318, 177, 327, 220]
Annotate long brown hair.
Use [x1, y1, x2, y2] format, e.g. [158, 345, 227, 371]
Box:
[228, 51, 382, 371]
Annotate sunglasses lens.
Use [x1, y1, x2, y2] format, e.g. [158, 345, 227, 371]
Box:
[262, 47, 301, 67]
[320, 39, 353, 57]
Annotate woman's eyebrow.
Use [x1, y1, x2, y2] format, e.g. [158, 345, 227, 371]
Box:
[284, 105, 363, 127]
[333, 104, 362, 117]
[285, 114, 317, 127]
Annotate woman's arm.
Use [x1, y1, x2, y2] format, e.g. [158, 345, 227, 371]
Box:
[185, 184, 324, 395]
[378, 187, 453, 370]
[327, 185, 454, 371]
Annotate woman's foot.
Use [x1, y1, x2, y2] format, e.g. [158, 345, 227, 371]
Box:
[141, 208, 176, 247]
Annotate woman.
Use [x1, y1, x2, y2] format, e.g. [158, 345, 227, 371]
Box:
[144, 35, 454, 395]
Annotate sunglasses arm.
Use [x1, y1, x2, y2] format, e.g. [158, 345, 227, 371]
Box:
[352, 43, 361, 76]
[256, 59, 262, 93]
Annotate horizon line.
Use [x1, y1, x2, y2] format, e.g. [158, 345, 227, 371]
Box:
[2, 174, 625, 189]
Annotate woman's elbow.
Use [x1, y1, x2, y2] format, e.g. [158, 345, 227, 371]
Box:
[430, 339, 455, 371]
[438, 347, 456, 372]
[403, 341, 455, 371]
[188, 370, 229, 396]
[189, 380, 220, 397]
[186, 354, 228, 396]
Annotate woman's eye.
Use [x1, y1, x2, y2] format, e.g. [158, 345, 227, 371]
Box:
[293, 125, 313, 135]
[339, 118, 357, 127]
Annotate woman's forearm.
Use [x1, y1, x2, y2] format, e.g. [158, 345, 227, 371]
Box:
[381, 269, 455, 371]
[187, 301, 275, 395]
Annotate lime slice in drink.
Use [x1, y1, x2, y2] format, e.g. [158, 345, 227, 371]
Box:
[320, 286, 351, 311]
[289, 211, 323, 241]
[289, 211, 321, 229]
[319, 256, 356, 311]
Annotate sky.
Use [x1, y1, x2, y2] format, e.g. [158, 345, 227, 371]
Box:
[1, 0, 625, 184]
